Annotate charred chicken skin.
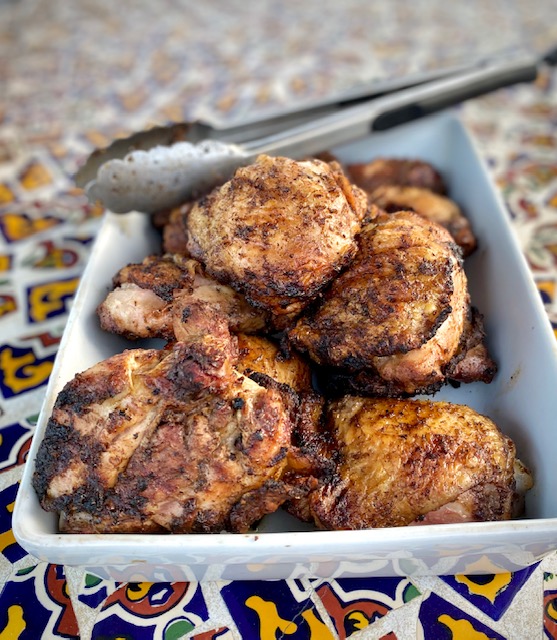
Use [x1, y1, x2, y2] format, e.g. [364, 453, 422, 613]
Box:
[185, 154, 368, 327]
[97, 253, 268, 340]
[368, 185, 476, 256]
[33, 302, 317, 534]
[346, 157, 447, 195]
[34, 152, 524, 535]
[289, 210, 475, 396]
[346, 157, 476, 255]
[303, 396, 531, 530]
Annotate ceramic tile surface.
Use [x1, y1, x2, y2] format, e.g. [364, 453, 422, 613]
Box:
[2, 0, 557, 637]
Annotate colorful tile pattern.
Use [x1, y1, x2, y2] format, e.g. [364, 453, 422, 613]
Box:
[417, 592, 507, 640]
[544, 573, 557, 639]
[1, 0, 557, 637]
[440, 563, 539, 621]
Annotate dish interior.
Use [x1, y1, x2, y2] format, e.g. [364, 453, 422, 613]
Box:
[13, 113, 557, 580]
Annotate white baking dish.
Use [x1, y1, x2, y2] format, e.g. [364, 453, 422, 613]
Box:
[13, 112, 557, 582]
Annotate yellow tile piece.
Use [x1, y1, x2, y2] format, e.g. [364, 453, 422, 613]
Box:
[0, 183, 14, 205]
[19, 161, 53, 190]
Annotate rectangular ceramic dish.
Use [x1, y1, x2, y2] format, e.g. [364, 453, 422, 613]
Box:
[13, 112, 557, 582]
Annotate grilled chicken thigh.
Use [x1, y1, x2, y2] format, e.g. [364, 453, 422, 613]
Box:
[447, 307, 497, 384]
[304, 396, 531, 530]
[236, 334, 313, 394]
[34, 301, 316, 534]
[36, 148, 518, 535]
[185, 154, 368, 327]
[289, 211, 476, 396]
[97, 253, 268, 340]
[158, 202, 193, 255]
[346, 157, 475, 255]
[347, 157, 447, 195]
[369, 185, 476, 256]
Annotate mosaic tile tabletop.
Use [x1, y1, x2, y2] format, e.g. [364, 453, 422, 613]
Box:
[2, 0, 557, 637]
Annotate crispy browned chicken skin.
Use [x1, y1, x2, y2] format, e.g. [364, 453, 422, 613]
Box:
[347, 157, 447, 195]
[97, 253, 268, 340]
[236, 333, 313, 394]
[303, 396, 530, 530]
[185, 154, 368, 327]
[33, 302, 317, 534]
[36, 150, 515, 534]
[289, 210, 476, 396]
[368, 185, 477, 256]
[346, 157, 475, 255]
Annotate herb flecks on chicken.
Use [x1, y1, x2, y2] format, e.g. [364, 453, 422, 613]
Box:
[33, 301, 320, 534]
[303, 396, 532, 530]
[185, 154, 368, 328]
[97, 253, 268, 340]
[289, 210, 484, 396]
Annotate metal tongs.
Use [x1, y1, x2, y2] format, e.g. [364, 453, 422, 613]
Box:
[76, 51, 548, 214]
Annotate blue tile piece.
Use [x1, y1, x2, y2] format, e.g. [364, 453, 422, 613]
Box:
[418, 591, 506, 639]
[0, 563, 79, 639]
[221, 580, 329, 639]
[0, 482, 29, 564]
[441, 563, 539, 620]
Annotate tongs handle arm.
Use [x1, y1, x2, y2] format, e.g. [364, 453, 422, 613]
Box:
[245, 54, 538, 159]
[373, 57, 538, 131]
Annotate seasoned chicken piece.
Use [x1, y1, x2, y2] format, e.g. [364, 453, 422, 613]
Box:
[347, 157, 447, 195]
[306, 396, 531, 529]
[369, 185, 476, 256]
[185, 154, 368, 327]
[233, 333, 331, 488]
[153, 202, 193, 256]
[236, 334, 313, 394]
[34, 302, 314, 534]
[289, 211, 472, 396]
[329, 305, 497, 398]
[446, 307, 497, 385]
[345, 157, 475, 255]
[97, 253, 268, 340]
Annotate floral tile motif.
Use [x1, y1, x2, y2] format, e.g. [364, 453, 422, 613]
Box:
[220, 579, 332, 639]
[25, 276, 80, 325]
[543, 572, 557, 639]
[90, 581, 209, 639]
[0, 341, 55, 400]
[417, 591, 506, 640]
[313, 576, 420, 639]
[0, 563, 79, 639]
[0, 210, 65, 246]
[441, 562, 539, 621]
[0, 481, 28, 564]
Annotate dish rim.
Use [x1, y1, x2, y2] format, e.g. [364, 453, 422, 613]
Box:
[13, 111, 557, 578]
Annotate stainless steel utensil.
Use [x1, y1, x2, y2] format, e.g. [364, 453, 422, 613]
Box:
[76, 54, 540, 214]
[74, 61, 480, 185]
